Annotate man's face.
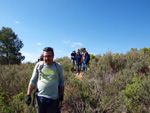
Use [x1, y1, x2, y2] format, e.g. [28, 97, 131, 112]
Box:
[83, 49, 85, 53]
[43, 51, 54, 65]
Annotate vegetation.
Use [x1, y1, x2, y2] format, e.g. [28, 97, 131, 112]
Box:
[0, 27, 25, 64]
[0, 48, 150, 113]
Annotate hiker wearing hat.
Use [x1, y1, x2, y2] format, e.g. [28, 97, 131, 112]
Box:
[26, 47, 65, 113]
[81, 48, 90, 75]
[71, 50, 76, 71]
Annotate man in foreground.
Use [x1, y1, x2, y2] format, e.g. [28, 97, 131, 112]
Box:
[26, 47, 65, 113]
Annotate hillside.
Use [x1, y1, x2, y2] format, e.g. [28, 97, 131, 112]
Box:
[0, 49, 150, 113]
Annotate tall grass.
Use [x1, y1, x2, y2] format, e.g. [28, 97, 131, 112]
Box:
[0, 49, 150, 113]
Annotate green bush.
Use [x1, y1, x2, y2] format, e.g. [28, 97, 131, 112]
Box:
[122, 74, 150, 113]
[0, 85, 9, 113]
[1, 49, 150, 113]
[122, 74, 142, 113]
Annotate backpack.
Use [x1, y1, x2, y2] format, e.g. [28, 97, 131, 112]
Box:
[87, 53, 90, 63]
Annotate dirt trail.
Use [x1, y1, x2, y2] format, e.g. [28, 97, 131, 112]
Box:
[75, 72, 83, 79]
[75, 67, 90, 79]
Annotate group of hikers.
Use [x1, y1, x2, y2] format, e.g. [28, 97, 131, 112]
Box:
[71, 48, 90, 75]
[25, 47, 90, 113]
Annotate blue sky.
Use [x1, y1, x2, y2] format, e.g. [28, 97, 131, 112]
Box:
[0, 0, 150, 63]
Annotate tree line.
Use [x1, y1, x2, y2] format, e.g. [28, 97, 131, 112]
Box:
[0, 27, 25, 64]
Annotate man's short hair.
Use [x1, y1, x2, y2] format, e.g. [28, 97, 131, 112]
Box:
[43, 47, 54, 55]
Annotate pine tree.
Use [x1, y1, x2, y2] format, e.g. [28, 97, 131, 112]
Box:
[0, 27, 25, 64]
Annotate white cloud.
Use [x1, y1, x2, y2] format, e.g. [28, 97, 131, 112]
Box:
[57, 50, 62, 53]
[15, 21, 20, 24]
[63, 40, 70, 44]
[37, 43, 42, 45]
[71, 42, 83, 47]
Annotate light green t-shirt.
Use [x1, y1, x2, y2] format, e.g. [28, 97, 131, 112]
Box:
[29, 62, 64, 100]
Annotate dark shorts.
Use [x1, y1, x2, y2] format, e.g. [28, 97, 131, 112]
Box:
[36, 96, 59, 113]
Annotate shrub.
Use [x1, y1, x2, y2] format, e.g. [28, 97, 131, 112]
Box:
[122, 74, 150, 113]
[0, 85, 9, 113]
[1, 49, 150, 113]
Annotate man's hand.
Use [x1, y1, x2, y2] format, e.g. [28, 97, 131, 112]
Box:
[25, 95, 32, 106]
[60, 95, 64, 101]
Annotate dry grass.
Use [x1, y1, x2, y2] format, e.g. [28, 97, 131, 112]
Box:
[1, 49, 150, 113]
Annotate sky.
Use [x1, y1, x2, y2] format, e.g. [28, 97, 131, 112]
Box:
[0, 0, 150, 63]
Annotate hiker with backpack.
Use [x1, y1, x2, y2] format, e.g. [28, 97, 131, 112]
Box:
[25, 47, 65, 113]
[75, 50, 82, 75]
[38, 54, 43, 62]
[81, 48, 90, 75]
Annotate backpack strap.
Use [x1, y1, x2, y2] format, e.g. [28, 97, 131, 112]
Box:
[37, 61, 44, 80]
[54, 61, 61, 85]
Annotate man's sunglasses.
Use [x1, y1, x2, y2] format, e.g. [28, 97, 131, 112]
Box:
[43, 55, 53, 58]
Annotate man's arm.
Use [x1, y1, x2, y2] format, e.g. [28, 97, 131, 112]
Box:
[25, 63, 39, 106]
[27, 63, 39, 95]
[59, 86, 64, 96]
[84, 53, 88, 64]
[59, 86, 64, 101]
[58, 64, 65, 99]
[27, 85, 35, 95]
